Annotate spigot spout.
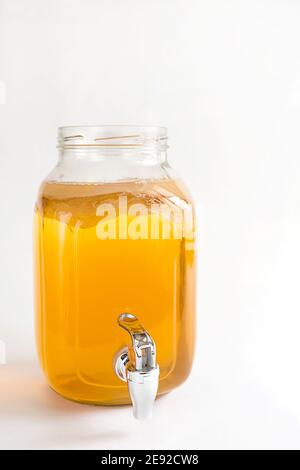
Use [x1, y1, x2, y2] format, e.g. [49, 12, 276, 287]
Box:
[115, 313, 159, 420]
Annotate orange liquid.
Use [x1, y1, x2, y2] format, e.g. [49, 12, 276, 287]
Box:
[34, 179, 196, 404]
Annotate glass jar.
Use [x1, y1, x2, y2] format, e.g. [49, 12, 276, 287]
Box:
[34, 126, 196, 412]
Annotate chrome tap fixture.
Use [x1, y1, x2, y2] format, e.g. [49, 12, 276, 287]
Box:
[115, 313, 160, 420]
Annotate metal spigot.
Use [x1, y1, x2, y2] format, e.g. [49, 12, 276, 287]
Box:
[115, 313, 160, 420]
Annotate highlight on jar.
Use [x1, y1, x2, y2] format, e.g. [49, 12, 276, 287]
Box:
[33, 126, 197, 420]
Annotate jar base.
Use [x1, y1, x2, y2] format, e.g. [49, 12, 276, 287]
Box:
[48, 383, 132, 406]
[48, 383, 169, 407]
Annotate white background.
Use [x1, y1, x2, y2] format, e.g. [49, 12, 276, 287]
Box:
[0, 0, 300, 450]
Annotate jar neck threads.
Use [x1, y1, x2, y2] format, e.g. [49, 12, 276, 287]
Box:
[58, 126, 168, 152]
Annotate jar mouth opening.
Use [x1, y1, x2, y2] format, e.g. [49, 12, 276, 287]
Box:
[58, 126, 168, 150]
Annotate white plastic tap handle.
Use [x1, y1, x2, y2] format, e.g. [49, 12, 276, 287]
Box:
[127, 368, 159, 420]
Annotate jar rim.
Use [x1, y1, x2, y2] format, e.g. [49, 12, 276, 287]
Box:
[58, 125, 168, 149]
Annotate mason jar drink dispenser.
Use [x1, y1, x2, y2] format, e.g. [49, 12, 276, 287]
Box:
[34, 126, 196, 419]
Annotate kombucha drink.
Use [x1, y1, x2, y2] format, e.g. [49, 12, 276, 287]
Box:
[34, 179, 196, 404]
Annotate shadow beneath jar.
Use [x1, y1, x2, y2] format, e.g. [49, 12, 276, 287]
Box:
[0, 359, 130, 448]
